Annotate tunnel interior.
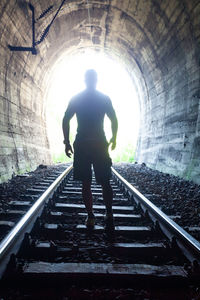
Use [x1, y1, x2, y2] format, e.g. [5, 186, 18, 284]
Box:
[0, 0, 200, 184]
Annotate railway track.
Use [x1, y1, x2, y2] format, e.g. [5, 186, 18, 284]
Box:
[0, 165, 200, 299]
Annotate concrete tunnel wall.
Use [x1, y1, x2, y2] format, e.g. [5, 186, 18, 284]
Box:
[0, 0, 200, 184]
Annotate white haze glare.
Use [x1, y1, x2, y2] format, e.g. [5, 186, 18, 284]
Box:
[46, 52, 140, 162]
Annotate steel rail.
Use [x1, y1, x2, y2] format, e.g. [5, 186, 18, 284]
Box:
[112, 167, 200, 259]
[0, 165, 73, 261]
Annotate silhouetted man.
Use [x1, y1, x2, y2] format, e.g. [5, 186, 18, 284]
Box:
[62, 69, 118, 232]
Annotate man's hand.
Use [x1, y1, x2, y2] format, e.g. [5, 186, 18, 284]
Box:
[109, 137, 116, 150]
[65, 143, 74, 158]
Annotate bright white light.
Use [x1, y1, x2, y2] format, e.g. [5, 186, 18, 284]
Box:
[46, 51, 140, 162]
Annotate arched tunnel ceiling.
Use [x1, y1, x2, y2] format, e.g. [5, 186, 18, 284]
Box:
[0, 0, 200, 183]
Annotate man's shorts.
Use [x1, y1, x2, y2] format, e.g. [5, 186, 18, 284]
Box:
[73, 139, 112, 184]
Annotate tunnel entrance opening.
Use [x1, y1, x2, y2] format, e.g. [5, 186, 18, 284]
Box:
[45, 50, 140, 164]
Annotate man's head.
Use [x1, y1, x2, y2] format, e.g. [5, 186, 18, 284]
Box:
[85, 69, 97, 90]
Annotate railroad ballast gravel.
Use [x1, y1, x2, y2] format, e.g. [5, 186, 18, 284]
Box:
[0, 162, 200, 240]
[114, 162, 200, 239]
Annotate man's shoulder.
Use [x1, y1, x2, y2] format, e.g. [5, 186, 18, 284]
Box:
[68, 91, 86, 108]
[95, 90, 111, 103]
[71, 90, 85, 101]
[70, 89, 111, 104]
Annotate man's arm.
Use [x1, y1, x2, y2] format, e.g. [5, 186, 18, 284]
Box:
[62, 100, 75, 158]
[106, 99, 118, 150]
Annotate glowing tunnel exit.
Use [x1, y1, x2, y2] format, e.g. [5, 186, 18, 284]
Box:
[45, 51, 140, 163]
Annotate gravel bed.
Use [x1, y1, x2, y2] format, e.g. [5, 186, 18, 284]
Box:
[1, 163, 200, 299]
[113, 163, 200, 240]
[1, 162, 200, 238]
[0, 163, 71, 213]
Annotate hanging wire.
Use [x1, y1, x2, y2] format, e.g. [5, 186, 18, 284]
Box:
[36, 0, 67, 45]
[86, 0, 91, 25]
[86, 0, 92, 42]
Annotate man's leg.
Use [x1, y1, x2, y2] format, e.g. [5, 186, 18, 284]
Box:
[82, 180, 95, 227]
[82, 180, 93, 216]
[102, 181, 115, 235]
[101, 181, 113, 216]
[92, 141, 114, 232]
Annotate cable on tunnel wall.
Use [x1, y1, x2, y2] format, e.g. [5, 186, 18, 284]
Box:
[86, 0, 92, 42]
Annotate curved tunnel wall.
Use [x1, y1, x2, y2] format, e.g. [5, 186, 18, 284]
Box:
[0, 0, 200, 183]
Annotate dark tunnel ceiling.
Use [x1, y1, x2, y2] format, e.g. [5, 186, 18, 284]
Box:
[4, 0, 198, 83]
[3, 0, 199, 104]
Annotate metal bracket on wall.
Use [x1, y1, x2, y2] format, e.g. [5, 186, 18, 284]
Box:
[8, 0, 66, 55]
